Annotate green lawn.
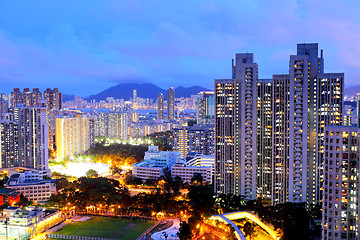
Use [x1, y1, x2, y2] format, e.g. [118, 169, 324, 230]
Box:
[55, 217, 154, 240]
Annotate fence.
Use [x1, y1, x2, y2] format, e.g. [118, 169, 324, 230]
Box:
[136, 220, 163, 240]
[47, 234, 115, 240]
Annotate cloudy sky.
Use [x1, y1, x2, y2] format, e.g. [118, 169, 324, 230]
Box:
[0, 0, 359, 96]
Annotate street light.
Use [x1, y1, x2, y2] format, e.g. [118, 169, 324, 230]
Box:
[4, 218, 9, 240]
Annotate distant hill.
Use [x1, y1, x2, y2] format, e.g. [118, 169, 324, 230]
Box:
[345, 85, 360, 97]
[85, 83, 210, 101]
[62, 94, 75, 102]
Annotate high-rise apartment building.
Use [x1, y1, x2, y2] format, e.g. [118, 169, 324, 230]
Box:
[10, 88, 22, 108]
[93, 112, 128, 140]
[0, 94, 9, 118]
[322, 126, 359, 240]
[214, 79, 237, 195]
[188, 124, 215, 156]
[196, 91, 215, 124]
[256, 79, 273, 201]
[13, 103, 49, 170]
[215, 43, 344, 205]
[108, 112, 128, 140]
[173, 124, 216, 158]
[157, 93, 165, 120]
[23, 88, 32, 107]
[133, 89, 138, 108]
[0, 120, 19, 168]
[167, 87, 175, 120]
[173, 127, 188, 158]
[55, 114, 92, 159]
[271, 74, 290, 204]
[89, 118, 95, 148]
[234, 53, 258, 200]
[44, 88, 62, 110]
[10, 88, 47, 108]
[31, 88, 42, 106]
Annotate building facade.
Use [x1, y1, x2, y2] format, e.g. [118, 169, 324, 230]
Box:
[322, 126, 359, 240]
[44, 88, 62, 110]
[215, 43, 344, 205]
[13, 104, 49, 170]
[157, 93, 165, 120]
[55, 114, 92, 160]
[167, 87, 175, 120]
[7, 170, 56, 202]
[196, 91, 215, 124]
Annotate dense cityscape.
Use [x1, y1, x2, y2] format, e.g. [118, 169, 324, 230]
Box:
[1, 1, 360, 240]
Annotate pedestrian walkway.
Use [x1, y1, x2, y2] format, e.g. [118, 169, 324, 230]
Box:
[151, 220, 180, 240]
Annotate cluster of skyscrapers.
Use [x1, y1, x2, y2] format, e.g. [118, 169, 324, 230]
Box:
[214, 43, 360, 238]
[156, 87, 176, 120]
[0, 88, 62, 171]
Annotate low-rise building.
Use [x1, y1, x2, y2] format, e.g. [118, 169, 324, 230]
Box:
[132, 146, 181, 180]
[6, 170, 56, 202]
[132, 161, 163, 180]
[171, 154, 214, 184]
[0, 207, 63, 239]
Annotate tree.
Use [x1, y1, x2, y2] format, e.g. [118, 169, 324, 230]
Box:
[124, 174, 142, 185]
[145, 178, 157, 186]
[172, 176, 183, 195]
[243, 222, 257, 240]
[56, 178, 72, 191]
[226, 224, 237, 240]
[191, 173, 203, 185]
[188, 185, 215, 215]
[177, 221, 192, 240]
[0, 175, 8, 188]
[85, 169, 99, 178]
[162, 167, 172, 182]
[109, 166, 122, 175]
[15, 194, 30, 207]
[308, 203, 322, 219]
[216, 193, 246, 213]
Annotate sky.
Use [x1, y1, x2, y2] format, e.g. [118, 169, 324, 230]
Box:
[0, 0, 359, 97]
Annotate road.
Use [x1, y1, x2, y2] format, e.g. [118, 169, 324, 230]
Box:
[128, 187, 188, 196]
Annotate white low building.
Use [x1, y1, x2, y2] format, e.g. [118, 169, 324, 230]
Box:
[133, 147, 214, 184]
[132, 146, 181, 180]
[6, 169, 56, 202]
[132, 161, 163, 180]
[171, 154, 214, 184]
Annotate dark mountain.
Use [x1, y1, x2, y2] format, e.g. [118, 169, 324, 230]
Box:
[85, 83, 211, 101]
[62, 94, 75, 102]
[345, 85, 360, 97]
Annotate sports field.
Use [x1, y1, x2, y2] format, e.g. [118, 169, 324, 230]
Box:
[55, 217, 154, 240]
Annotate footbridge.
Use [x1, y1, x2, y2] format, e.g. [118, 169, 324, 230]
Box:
[208, 211, 280, 240]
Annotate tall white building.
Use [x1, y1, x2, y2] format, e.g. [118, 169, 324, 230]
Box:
[55, 114, 92, 160]
[322, 126, 359, 240]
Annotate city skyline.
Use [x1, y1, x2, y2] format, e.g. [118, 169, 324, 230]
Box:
[0, 1, 360, 96]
